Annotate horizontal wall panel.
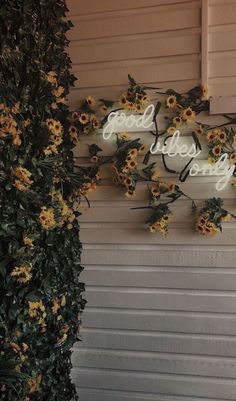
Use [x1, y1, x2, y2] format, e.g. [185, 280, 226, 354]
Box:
[82, 267, 236, 290]
[209, 56, 236, 78]
[67, 0, 197, 17]
[84, 288, 236, 313]
[72, 59, 200, 89]
[77, 329, 236, 357]
[209, 29, 236, 52]
[81, 309, 236, 335]
[209, 4, 236, 26]
[68, 8, 200, 41]
[72, 368, 236, 399]
[81, 227, 236, 245]
[76, 388, 231, 401]
[70, 33, 200, 65]
[209, 76, 236, 96]
[72, 348, 236, 378]
[82, 247, 236, 268]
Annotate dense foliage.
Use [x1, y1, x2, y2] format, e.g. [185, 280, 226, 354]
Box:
[0, 1, 98, 400]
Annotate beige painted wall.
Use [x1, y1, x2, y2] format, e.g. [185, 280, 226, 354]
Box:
[68, 1, 236, 400]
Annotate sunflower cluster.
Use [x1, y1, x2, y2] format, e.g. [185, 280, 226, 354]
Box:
[0, 102, 22, 146]
[150, 181, 176, 205]
[39, 207, 57, 230]
[148, 213, 172, 235]
[111, 134, 146, 198]
[44, 118, 63, 155]
[11, 166, 33, 192]
[28, 301, 47, 333]
[196, 197, 232, 236]
[119, 75, 149, 113]
[11, 263, 33, 284]
[45, 71, 67, 111]
[51, 190, 76, 229]
[69, 97, 100, 137]
[196, 125, 236, 164]
[164, 85, 209, 135]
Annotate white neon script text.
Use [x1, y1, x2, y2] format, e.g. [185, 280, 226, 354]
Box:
[102, 104, 155, 140]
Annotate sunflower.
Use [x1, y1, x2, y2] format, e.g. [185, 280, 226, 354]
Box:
[230, 153, 236, 164]
[195, 125, 203, 135]
[52, 86, 64, 98]
[100, 105, 108, 115]
[166, 95, 177, 109]
[44, 144, 58, 155]
[23, 237, 34, 247]
[212, 145, 222, 156]
[138, 144, 146, 153]
[90, 155, 98, 163]
[135, 103, 144, 113]
[124, 176, 133, 187]
[71, 111, 79, 121]
[141, 94, 149, 103]
[208, 156, 215, 165]
[119, 94, 128, 107]
[52, 135, 63, 146]
[45, 71, 57, 85]
[181, 107, 195, 122]
[201, 84, 208, 99]
[148, 224, 156, 233]
[128, 148, 138, 158]
[79, 113, 89, 125]
[90, 115, 100, 129]
[167, 126, 176, 135]
[46, 118, 55, 128]
[122, 165, 130, 174]
[125, 190, 135, 198]
[127, 160, 137, 170]
[217, 131, 227, 143]
[51, 121, 63, 136]
[52, 298, 60, 314]
[69, 126, 79, 144]
[172, 116, 182, 126]
[86, 96, 96, 108]
[120, 133, 131, 141]
[151, 185, 160, 197]
[206, 130, 217, 142]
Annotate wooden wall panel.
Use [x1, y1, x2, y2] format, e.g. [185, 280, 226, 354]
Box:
[67, 1, 236, 401]
[208, 1, 236, 95]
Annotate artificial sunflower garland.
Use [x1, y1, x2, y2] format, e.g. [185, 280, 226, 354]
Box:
[72, 74, 236, 237]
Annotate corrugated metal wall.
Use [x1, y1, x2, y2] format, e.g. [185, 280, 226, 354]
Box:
[68, 1, 236, 400]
